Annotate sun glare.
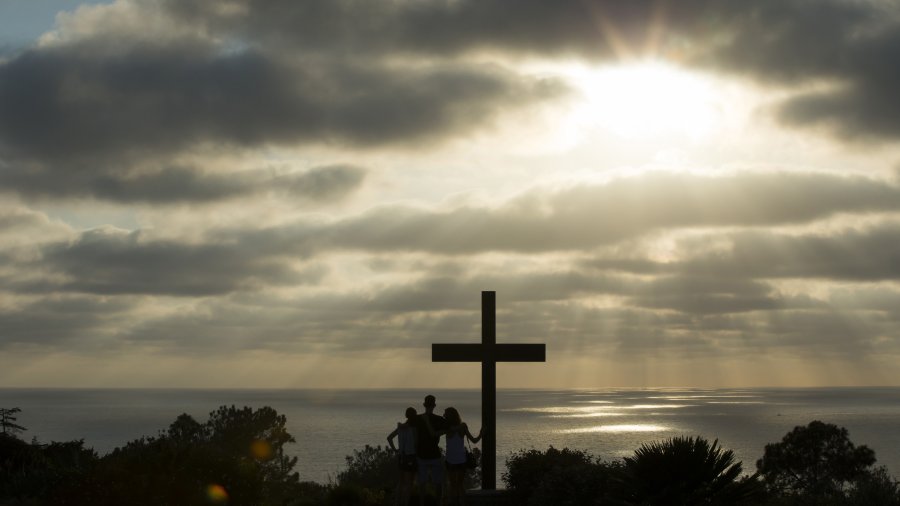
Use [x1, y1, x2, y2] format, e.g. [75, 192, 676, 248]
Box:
[567, 61, 721, 141]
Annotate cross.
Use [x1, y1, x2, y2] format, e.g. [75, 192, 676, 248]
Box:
[432, 291, 546, 490]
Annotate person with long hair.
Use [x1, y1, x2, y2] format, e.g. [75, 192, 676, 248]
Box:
[441, 407, 481, 506]
[387, 407, 418, 506]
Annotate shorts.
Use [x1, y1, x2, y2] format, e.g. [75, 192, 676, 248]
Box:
[445, 460, 467, 471]
[417, 457, 444, 484]
[398, 454, 418, 472]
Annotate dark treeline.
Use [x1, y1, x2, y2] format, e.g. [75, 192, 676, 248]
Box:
[1, 406, 898, 505]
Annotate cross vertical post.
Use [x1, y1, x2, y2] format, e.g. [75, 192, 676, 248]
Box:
[482, 291, 497, 490]
[432, 290, 546, 490]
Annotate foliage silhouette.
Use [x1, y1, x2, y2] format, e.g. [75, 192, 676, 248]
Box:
[0, 408, 26, 436]
[6, 405, 900, 506]
[503, 446, 621, 506]
[613, 436, 763, 505]
[0, 405, 308, 506]
[0, 432, 98, 502]
[336, 443, 482, 505]
[757, 420, 878, 499]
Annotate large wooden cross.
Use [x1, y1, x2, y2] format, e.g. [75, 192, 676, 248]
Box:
[432, 291, 546, 490]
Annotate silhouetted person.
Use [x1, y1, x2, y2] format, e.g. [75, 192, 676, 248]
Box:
[414, 394, 449, 505]
[441, 407, 481, 506]
[387, 407, 418, 506]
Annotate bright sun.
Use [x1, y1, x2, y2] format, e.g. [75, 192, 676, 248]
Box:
[567, 61, 721, 141]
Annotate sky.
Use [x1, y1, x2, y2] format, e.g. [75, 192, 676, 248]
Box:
[2, 0, 900, 389]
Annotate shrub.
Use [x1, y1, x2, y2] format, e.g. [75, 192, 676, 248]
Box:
[614, 436, 763, 505]
[503, 447, 619, 505]
[336, 444, 396, 494]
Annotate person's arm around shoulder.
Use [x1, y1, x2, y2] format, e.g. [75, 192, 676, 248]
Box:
[424, 414, 450, 436]
[463, 423, 482, 444]
[419, 413, 437, 437]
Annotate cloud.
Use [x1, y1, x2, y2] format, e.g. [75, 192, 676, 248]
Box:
[240, 171, 900, 256]
[0, 205, 52, 232]
[35, 227, 326, 296]
[5, 170, 897, 299]
[2, 0, 895, 182]
[0, 163, 366, 204]
[158, 0, 900, 143]
[0, 295, 135, 348]
[3, 200, 897, 359]
[588, 223, 900, 282]
[0, 40, 564, 166]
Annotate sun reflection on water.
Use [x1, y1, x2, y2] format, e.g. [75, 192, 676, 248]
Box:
[561, 424, 670, 434]
[508, 403, 692, 417]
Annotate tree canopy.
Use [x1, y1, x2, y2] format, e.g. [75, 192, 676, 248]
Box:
[756, 420, 877, 498]
[0, 407, 26, 436]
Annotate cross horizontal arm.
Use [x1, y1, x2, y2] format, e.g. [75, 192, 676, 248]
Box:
[495, 343, 545, 362]
[432, 343, 484, 362]
[432, 343, 546, 362]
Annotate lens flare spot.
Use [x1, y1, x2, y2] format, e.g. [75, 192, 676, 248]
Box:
[206, 483, 228, 503]
[251, 439, 273, 460]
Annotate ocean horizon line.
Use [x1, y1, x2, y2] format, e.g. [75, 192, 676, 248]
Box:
[4, 385, 900, 391]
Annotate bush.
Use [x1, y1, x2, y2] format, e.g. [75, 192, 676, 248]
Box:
[845, 466, 900, 506]
[335, 443, 481, 504]
[503, 447, 619, 505]
[614, 436, 763, 505]
[336, 444, 396, 495]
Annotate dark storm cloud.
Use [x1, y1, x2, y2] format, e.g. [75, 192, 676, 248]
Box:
[0, 41, 564, 165]
[0, 163, 366, 203]
[36, 228, 325, 296]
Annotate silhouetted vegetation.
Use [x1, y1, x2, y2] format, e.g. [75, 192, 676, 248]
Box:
[0, 408, 26, 436]
[756, 420, 900, 505]
[500, 439, 762, 506]
[3, 406, 899, 506]
[0, 432, 97, 503]
[1, 405, 310, 506]
[334, 443, 482, 505]
[502, 447, 621, 505]
[501, 429, 898, 506]
[613, 436, 763, 505]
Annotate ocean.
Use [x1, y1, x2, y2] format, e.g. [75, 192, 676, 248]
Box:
[2, 387, 899, 485]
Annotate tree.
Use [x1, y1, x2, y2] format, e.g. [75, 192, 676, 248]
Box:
[0, 407, 27, 436]
[615, 436, 763, 505]
[42, 405, 303, 506]
[756, 420, 877, 499]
